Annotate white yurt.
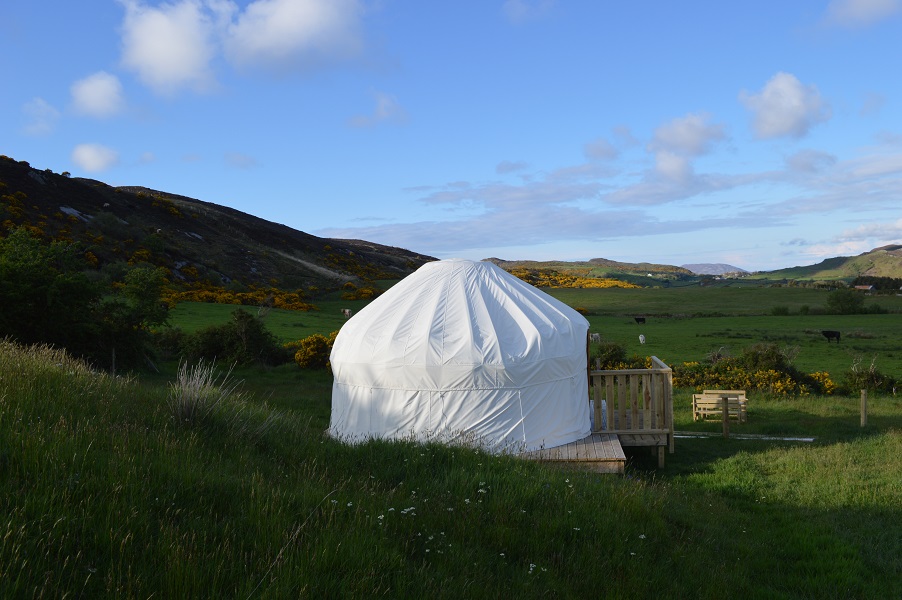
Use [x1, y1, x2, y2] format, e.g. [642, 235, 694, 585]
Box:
[328, 259, 591, 453]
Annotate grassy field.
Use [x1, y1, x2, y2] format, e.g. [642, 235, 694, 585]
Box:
[2, 341, 900, 598]
[167, 285, 902, 380]
[14, 283, 885, 597]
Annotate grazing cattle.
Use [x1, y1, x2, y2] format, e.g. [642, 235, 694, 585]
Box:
[639, 334, 646, 344]
[821, 330, 841, 343]
[589, 333, 601, 344]
[634, 317, 646, 325]
[342, 308, 354, 318]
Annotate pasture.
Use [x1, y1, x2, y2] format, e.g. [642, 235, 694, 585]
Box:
[167, 284, 902, 380]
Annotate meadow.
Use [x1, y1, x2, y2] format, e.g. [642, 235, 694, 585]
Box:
[3, 283, 901, 598]
[168, 284, 902, 381]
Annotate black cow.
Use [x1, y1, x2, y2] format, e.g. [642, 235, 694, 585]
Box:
[821, 330, 841, 343]
[634, 317, 646, 325]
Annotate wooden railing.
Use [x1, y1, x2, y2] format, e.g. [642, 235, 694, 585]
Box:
[589, 356, 674, 454]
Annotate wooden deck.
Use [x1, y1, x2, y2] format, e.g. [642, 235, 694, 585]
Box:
[521, 356, 675, 473]
[520, 433, 626, 474]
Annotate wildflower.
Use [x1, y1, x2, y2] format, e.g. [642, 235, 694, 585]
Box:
[574, 527, 580, 531]
[638, 534, 646, 539]
[347, 502, 353, 507]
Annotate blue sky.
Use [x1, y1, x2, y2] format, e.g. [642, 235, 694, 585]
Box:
[2, 0, 901, 271]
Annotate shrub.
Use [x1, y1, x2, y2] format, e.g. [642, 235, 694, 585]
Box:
[182, 309, 290, 366]
[152, 327, 186, 361]
[840, 356, 896, 394]
[770, 305, 790, 316]
[293, 330, 339, 369]
[590, 340, 627, 369]
[673, 342, 828, 396]
[341, 285, 381, 301]
[736, 342, 798, 373]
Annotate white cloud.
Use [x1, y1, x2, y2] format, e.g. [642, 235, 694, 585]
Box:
[118, 0, 218, 95]
[22, 97, 60, 135]
[71, 71, 125, 117]
[71, 143, 119, 172]
[584, 137, 618, 161]
[646, 113, 725, 182]
[502, 0, 556, 24]
[650, 113, 726, 156]
[824, 0, 901, 28]
[223, 0, 364, 72]
[739, 72, 831, 139]
[116, 0, 365, 94]
[834, 218, 902, 241]
[785, 149, 837, 173]
[348, 91, 407, 128]
[654, 151, 693, 183]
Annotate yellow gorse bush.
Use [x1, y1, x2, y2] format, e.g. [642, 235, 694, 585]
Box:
[507, 268, 640, 289]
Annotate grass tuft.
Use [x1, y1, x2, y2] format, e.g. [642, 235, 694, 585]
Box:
[167, 359, 241, 425]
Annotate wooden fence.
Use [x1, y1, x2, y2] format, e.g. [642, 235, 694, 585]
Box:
[589, 356, 674, 459]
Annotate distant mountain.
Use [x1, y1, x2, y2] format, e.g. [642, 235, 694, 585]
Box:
[0, 156, 433, 294]
[681, 263, 748, 276]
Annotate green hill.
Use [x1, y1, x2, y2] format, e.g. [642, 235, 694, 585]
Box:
[0, 155, 433, 295]
[757, 245, 902, 282]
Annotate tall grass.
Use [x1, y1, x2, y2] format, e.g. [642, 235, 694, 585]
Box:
[2, 339, 900, 598]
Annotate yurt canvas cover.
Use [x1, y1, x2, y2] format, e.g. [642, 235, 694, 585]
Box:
[329, 259, 591, 452]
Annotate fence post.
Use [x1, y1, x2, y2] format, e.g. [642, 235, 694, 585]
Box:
[860, 389, 868, 427]
[721, 395, 729, 439]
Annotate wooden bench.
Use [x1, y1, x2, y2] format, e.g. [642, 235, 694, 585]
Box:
[692, 390, 747, 423]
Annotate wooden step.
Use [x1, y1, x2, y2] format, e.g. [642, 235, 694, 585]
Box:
[520, 433, 626, 474]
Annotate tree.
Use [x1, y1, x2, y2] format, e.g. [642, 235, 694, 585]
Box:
[825, 288, 864, 315]
[0, 228, 100, 352]
[93, 266, 170, 371]
[0, 229, 170, 371]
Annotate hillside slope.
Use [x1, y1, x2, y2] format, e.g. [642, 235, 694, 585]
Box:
[762, 245, 902, 281]
[0, 156, 433, 293]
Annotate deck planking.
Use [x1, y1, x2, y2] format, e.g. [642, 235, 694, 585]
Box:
[520, 433, 626, 474]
